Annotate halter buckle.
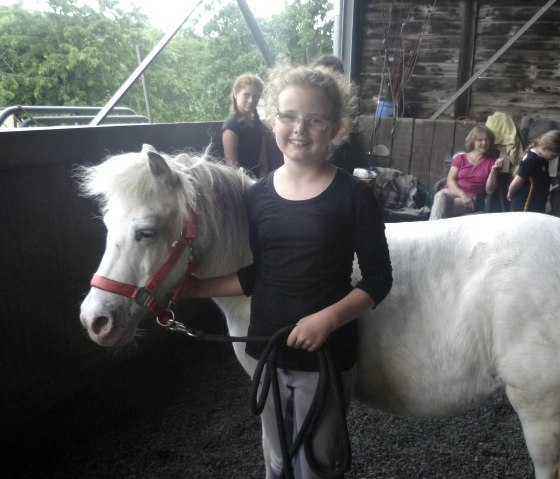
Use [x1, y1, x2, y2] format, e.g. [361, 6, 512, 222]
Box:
[133, 287, 155, 307]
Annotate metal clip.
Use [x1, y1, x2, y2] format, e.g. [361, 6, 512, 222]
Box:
[156, 312, 198, 337]
[166, 319, 189, 334]
[156, 310, 175, 328]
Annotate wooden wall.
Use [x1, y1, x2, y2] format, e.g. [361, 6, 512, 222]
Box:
[357, 115, 480, 188]
[358, 0, 560, 122]
[357, 115, 560, 215]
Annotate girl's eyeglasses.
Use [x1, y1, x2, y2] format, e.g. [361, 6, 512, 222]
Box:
[276, 111, 331, 131]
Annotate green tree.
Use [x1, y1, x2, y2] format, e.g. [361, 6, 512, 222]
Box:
[0, 0, 334, 124]
[265, 0, 334, 64]
[188, 1, 270, 120]
[0, 2, 149, 108]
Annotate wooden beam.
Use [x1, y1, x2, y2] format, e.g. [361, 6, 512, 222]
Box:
[454, 0, 478, 118]
[430, 0, 559, 120]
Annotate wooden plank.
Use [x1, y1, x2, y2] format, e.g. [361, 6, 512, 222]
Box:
[453, 121, 478, 153]
[357, 115, 376, 168]
[429, 120, 456, 187]
[369, 116, 394, 169]
[360, 0, 560, 121]
[390, 118, 414, 174]
[410, 119, 435, 187]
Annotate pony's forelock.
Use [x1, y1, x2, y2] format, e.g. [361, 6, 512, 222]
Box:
[77, 150, 201, 216]
[76, 146, 253, 274]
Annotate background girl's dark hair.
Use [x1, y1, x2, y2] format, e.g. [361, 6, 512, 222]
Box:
[311, 54, 344, 74]
[230, 74, 264, 118]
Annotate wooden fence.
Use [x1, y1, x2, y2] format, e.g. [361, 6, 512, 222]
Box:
[356, 115, 560, 215]
[356, 115, 482, 190]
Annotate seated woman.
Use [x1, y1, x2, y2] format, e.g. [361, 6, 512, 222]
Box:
[429, 125, 504, 220]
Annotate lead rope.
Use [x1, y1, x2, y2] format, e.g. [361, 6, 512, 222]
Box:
[250, 326, 351, 479]
[171, 322, 351, 479]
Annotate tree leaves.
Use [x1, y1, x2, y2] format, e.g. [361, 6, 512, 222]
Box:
[0, 0, 334, 124]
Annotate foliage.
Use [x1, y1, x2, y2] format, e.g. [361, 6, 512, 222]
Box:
[265, 0, 334, 64]
[0, 0, 334, 123]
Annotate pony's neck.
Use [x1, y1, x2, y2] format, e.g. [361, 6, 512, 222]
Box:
[190, 167, 253, 279]
[194, 231, 252, 279]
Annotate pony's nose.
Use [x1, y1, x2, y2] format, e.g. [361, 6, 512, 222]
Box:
[90, 313, 113, 337]
[80, 308, 115, 343]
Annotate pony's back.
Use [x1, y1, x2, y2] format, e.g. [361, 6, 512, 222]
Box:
[356, 212, 560, 418]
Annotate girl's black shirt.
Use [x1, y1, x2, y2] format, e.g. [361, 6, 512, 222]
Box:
[238, 168, 393, 371]
[511, 149, 550, 212]
[221, 115, 264, 175]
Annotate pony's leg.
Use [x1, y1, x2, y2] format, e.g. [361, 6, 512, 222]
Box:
[506, 385, 560, 479]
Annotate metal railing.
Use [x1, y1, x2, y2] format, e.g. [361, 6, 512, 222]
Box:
[0, 105, 149, 128]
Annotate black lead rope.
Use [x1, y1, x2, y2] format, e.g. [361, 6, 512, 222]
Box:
[178, 322, 351, 479]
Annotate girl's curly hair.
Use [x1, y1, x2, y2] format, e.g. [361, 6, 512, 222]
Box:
[264, 61, 359, 147]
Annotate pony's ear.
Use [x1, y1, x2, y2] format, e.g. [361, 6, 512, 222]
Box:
[147, 150, 175, 185]
[142, 144, 157, 154]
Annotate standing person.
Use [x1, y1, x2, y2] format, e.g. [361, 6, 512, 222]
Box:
[311, 54, 366, 174]
[185, 63, 393, 478]
[507, 129, 560, 213]
[311, 54, 345, 74]
[429, 125, 504, 220]
[222, 73, 268, 177]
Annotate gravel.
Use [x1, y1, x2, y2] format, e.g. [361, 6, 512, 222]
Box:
[3, 321, 532, 479]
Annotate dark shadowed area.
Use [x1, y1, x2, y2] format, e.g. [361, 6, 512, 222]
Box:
[2, 302, 531, 479]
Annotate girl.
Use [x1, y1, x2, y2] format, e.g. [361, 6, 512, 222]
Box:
[222, 73, 269, 177]
[429, 125, 503, 220]
[507, 129, 560, 212]
[188, 63, 393, 478]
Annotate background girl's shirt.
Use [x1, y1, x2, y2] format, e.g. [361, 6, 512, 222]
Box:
[221, 115, 264, 174]
[511, 150, 550, 212]
[238, 169, 392, 371]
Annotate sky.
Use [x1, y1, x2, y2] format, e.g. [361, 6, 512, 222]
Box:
[0, 0, 286, 28]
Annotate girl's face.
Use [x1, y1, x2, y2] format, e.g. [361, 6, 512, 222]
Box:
[274, 85, 339, 165]
[473, 135, 491, 154]
[537, 147, 559, 161]
[235, 85, 261, 115]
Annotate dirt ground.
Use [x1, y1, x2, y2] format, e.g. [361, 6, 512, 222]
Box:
[3, 310, 532, 479]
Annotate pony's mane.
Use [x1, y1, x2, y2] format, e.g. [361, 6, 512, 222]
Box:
[77, 146, 254, 276]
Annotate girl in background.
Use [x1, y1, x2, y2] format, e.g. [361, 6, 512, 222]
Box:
[222, 73, 268, 177]
[507, 129, 560, 212]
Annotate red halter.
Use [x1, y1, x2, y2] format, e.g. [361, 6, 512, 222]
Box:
[90, 218, 197, 326]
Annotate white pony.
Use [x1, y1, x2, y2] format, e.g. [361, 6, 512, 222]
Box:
[78, 146, 560, 479]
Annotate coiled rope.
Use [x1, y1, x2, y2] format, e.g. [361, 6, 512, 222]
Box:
[177, 322, 352, 478]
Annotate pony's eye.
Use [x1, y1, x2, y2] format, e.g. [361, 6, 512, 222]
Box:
[134, 229, 156, 241]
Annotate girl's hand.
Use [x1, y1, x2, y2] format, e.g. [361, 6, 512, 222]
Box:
[286, 311, 335, 352]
